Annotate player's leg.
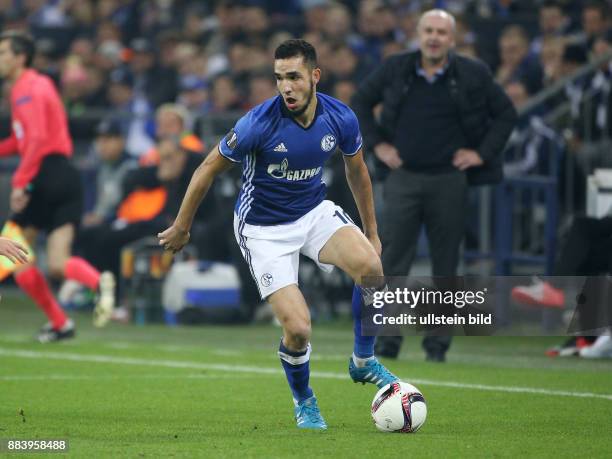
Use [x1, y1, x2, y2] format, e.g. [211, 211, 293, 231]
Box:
[233, 215, 326, 429]
[318, 225, 381, 357]
[12, 226, 74, 342]
[45, 153, 117, 327]
[47, 222, 115, 327]
[309, 203, 399, 388]
[268, 284, 326, 429]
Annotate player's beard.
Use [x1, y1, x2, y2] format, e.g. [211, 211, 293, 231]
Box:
[285, 80, 315, 118]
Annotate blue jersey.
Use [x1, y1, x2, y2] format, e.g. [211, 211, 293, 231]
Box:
[219, 93, 363, 225]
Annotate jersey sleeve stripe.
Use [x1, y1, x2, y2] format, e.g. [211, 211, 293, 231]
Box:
[218, 147, 242, 163]
[342, 140, 363, 156]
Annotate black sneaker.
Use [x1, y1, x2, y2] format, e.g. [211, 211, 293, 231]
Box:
[37, 319, 75, 343]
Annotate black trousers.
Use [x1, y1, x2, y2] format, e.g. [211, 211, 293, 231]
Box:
[377, 168, 468, 357]
[554, 216, 612, 276]
[554, 216, 612, 334]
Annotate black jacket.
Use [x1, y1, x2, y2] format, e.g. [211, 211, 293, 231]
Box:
[352, 50, 518, 185]
[122, 153, 215, 222]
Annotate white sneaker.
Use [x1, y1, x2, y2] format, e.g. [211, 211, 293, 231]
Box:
[579, 334, 612, 359]
[93, 271, 116, 328]
[57, 279, 82, 306]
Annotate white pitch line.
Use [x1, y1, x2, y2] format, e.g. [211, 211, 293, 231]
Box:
[1, 348, 611, 401]
[0, 374, 234, 381]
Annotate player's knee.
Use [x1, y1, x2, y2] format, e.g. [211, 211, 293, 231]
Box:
[285, 323, 311, 350]
[355, 253, 383, 280]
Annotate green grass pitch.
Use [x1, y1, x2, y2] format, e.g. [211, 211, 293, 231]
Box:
[1, 290, 611, 458]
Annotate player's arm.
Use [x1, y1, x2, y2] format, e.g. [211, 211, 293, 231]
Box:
[343, 149, 381, 256]
[10, 86, 48, 190]
[158, 145, 233, 252]
[0, 132, 18, 157]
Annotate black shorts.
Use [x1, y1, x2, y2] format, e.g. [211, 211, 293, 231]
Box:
[12, 154, 83, 233]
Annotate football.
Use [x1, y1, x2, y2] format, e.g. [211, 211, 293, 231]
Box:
[371, 381, 427, 433]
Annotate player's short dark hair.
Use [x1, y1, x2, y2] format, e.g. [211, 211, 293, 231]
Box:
[0, 30, 35, 67]
[274, 39, 317, 69]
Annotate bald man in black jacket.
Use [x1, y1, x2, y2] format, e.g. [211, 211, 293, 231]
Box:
[352, 9, 517, 361]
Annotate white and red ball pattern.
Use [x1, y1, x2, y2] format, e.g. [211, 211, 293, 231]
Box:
[371, 381, 427, 433]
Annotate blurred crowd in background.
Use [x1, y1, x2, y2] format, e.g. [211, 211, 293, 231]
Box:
[0, 0, 609, 157]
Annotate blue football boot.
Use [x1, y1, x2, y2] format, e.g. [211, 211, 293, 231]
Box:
[349, 357, 399, 388]
[294, 396, 327, 430]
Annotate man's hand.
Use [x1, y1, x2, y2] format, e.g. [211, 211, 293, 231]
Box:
[0, 236, 29, 264]
[374, 143, 403, 169]
[10, 188, 30, 213]
[366, 232, 382, 257]
[453, 149, 483, 171]
[157, 225, 190, 253]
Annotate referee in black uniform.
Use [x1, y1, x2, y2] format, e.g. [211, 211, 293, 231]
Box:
[352, 9, 517, 361]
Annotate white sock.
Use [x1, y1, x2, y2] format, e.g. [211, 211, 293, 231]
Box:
[352, 353, 375, 368]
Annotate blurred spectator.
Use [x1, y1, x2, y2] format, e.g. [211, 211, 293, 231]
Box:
[579, 0, 610, 48]
[61, 56, 92, 114]
[356, 0, 397, 64]
[95, 20, 123, 48]
[465, 0, 537, 19]
[302, 0, 329, 35]
[128, 37, 178, 108]
[321, 2, 362, 49]
[76, 137, 217, 284]
[204, 1, 243, 57]
[93, 37, 124, 73]
[327, 43, 369, 84]
[69, 36, 96, 68]
[174, 42, 205, 77]
[66, 0, 97, 34]
[95, 0, 139, 43]
[228, 41, 270, 92]
[33, 38, 60, 84]
[560, 44, 588, 105]
[530, 0, 571, 57]
[395, 8, 420, 51]
[156, 30, 181, 69]
[503, 81, 564, 177]
[210, 74, 242, 112]
[496, 25, 544, 93]
[540, 36, 565, 87]
[241, 6, 272, 48]
[83, 119, 137, 227]
[332, 79, 356, 106]
[571, 32, 612, 176]
[106, 67, 155, 158]
[26, 0, 71, 28]
[247, 72, 277, 108]
[61, 56, 107, 114]
[139, 103, 204, 166]
[183, 6, 208, 43]
[177, 74, 211, 116]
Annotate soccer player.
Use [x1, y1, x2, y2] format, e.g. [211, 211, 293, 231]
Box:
[159, 39, 398, 430]
[0, 31, 115, 341]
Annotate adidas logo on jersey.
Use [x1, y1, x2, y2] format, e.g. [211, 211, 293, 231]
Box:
[274, 143, 288, 152]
